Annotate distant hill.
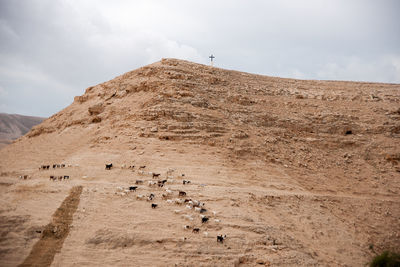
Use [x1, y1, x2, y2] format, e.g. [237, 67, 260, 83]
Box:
[0, 113, 45, 148]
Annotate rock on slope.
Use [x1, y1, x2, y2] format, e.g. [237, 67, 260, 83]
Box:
[0, 113, 45, 148]
[0, 58, 399, 266]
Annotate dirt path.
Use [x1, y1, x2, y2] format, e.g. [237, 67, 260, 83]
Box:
[18, 186, 83, 267]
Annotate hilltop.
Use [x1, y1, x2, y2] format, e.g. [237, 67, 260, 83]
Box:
[0, 58, 399, 266]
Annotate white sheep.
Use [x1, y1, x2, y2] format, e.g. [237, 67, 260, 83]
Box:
[194, 207, 201, 212]
[214, 219, 220, 223]
[203, 232, 209, 237]
[166, 199, 173, 204]
[174, 209, 181, 214]
[136, 194, 145, 199]
[186, 205, 192, 210]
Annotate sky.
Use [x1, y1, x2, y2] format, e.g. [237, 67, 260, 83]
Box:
[0, 0, 399, 117]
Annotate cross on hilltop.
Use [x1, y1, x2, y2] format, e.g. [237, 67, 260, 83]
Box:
[209, 54, 215, 66]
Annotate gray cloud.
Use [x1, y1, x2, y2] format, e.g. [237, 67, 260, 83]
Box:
[0, 0, 399, 117]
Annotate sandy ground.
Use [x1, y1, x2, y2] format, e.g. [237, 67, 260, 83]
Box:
[0, 137, 398, 266]
[0, 59, 399, 266]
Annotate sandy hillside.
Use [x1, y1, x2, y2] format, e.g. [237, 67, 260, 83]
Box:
[0, 58, 399, 266]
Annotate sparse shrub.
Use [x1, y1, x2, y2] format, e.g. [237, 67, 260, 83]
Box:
[370, 251, 400, 267]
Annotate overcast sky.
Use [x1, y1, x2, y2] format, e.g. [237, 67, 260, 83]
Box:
[0, 0, 399, 117]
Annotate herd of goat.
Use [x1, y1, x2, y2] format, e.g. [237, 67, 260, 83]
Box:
[31, 162, 227, 243]
[38, 163, 71, 182]
[109, 163, 227, 244]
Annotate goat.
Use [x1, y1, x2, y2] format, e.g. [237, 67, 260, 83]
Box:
[129, 186, 138, 191]
[135, 180, 143, 184]
[63, 175, 70, 180]
[148, 193, 155, 201]
[200, 208, 207, 213]
[49, 175, 55, 181]
[152, 173, 161, 179]
[183, 225, 190, 230]
[175, 198, 184, 205]
[148, 181, 157, 186]
[157, 180, 167, 187]
[217, 235, 226, 243]
[105, 163, 113, 170]
[139, 165, 146, 169]
[151, 203, 158, 209]
[182, 215, 193, 221]
[202, 217, 209, 223]
[183, 180, 191, 185]
[186, 205, 192, 210]
[61, 164, 65, 168]
[136, 194, 145, 200]
[179, 191, 186, 197]
[194, 207, 201, 212]
[192, 228, 200, 233]
[166, 199, 173, 204]
[165, 189, 173, 194]
[53, 164, 57, 169]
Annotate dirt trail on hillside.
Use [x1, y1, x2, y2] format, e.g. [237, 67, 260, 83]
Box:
[19, 186, 82, 267]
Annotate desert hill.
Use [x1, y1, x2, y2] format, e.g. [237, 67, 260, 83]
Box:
[0, 113, 45, 149]
[0, 58, 399, 266]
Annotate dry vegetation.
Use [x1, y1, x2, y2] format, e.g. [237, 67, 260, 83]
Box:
[0, 58, 399, 266]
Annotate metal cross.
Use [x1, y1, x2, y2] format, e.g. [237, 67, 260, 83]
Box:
[209, 54, 215, 66]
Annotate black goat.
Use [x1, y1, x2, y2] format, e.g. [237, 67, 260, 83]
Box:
[217, 235, 226, 243]
[151, 203, 158, 209]
[202, 217, 209, 223]
[105, 163, 113, 170]
[129, 186, 137, 191]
